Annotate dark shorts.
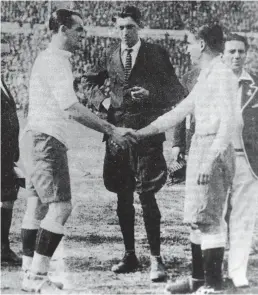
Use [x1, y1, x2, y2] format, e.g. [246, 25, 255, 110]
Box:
[25, 132, 71, 204]
[103, 140, 167, 194]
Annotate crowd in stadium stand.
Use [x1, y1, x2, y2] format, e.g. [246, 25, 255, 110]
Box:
[1, 1, 48, 27]
[1, 1, 258, 32]
[1, 1, 258, 115]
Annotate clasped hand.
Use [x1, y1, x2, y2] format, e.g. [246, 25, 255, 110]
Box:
[110, 127, 139, 150]
[130, 86, 149, 101]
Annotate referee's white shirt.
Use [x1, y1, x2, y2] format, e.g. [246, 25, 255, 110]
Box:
[27, 44, 78, 148]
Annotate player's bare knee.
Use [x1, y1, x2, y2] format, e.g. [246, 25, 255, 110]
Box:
[40, 201, 72, 235]
[24, 197, 48, 220]
[22, 197, 46, 229]
[35, 203, 48, 220]
[47, 201, 72, 225]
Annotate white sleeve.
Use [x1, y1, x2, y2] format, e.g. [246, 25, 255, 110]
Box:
[208, 65, 236, 158]
[46, 57, 78, 110]
[151, 86, 195, 133]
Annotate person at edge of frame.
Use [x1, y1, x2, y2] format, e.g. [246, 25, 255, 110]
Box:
[1, 39, 25, 266]
[222, 33, 258, 289]
[126, 23, 238, 294]
[84, 5, 186, 282]
[19, 9, 136, 294]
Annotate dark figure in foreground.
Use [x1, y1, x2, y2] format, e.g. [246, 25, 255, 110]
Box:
[1, 40, 24, 266]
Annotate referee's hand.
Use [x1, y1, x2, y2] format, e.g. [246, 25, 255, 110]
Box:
[111, 127, 138, 150]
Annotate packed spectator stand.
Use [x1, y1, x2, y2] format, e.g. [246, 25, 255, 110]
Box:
[1, 1, 258, 115]
[1, 1, 258, 31]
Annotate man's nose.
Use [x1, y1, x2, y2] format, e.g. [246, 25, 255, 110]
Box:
[234, 51, 240, 58]
[123, 27, 129, 35]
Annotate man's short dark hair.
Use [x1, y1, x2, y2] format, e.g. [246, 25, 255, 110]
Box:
[112, 5, 143, 28]
[225, 33, 249, 51]
[196, 23, 224, 53]
[49, 9, 82, 33]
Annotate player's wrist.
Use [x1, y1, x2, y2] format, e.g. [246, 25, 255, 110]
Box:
[104, 122, 116, 137]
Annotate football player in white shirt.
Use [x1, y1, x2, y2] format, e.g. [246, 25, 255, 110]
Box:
[20, 9, 136, 294]
[127, 24, 237, 294]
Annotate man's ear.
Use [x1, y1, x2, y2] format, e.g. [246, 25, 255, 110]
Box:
[59, 25, 67, 34]
[200, 39, 206, 53]
[138, 21, 144, 29]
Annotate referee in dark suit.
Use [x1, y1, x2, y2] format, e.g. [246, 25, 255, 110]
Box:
[85, 5, 185, 281]
[1, 40, 23, 265]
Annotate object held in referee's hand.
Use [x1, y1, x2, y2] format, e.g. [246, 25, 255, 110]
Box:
[167, 154, 186, 185]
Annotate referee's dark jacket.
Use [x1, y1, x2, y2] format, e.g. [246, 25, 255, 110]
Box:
[86, 40, 186, 146]
[85, 40, 186, 194]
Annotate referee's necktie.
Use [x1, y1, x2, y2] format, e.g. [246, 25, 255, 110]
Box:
[124, 48, 133, 86]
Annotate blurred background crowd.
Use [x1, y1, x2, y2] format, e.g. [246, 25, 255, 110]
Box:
[2, 1, 258, 31]
[1, 1, 258, 116]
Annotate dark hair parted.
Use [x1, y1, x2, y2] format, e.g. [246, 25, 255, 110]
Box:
[112, 5, 143, 28]
[196, 24, 224, 53]
[225, 33, 249, 51]
[49, 9, 82, 33]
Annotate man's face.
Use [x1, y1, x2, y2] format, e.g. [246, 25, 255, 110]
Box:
[223, 40, 247, 73]
[116, 17, 139, 48]
[65, 15, 85, 51]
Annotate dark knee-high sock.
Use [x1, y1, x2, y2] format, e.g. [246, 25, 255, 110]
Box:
[35, 228, 63, 257]
[117, 192, 135, 252]
[202, 247, 224, 290]
[30, 228, 63, 275]
[139, 193, 161, 256]
[1, 208, 13, 249]
[191, 243, 204, 280]
[21, 228, 38, 258]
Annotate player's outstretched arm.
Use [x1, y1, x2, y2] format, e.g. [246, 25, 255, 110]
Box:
[66, 102, 137, 149]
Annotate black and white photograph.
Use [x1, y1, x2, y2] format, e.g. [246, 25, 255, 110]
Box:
[1, 1, 258, 294]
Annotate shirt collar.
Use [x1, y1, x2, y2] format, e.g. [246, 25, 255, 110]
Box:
[238, 69, 254, 84]
[47, 43, 72, 59]
[121, 39, 141, 54]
